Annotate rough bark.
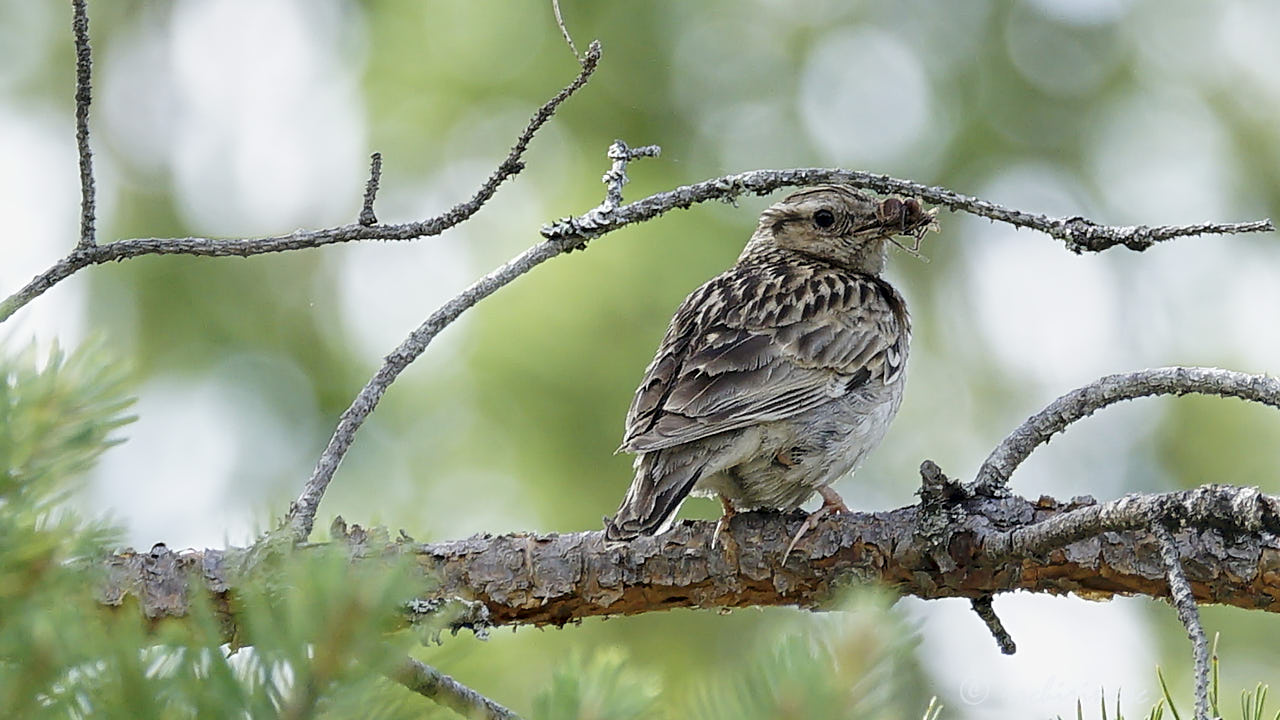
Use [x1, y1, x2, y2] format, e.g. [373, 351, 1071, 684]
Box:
[99, 485, 1280, 636]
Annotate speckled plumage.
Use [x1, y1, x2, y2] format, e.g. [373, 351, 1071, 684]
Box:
[604, 185, 933, 541]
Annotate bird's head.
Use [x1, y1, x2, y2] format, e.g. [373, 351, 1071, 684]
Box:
[744, 185, 935, 274]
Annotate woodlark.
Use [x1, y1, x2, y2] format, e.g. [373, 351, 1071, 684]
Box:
[604, 185, 934, 557]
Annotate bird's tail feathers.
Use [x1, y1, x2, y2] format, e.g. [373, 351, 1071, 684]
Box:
[604, 453, 703, 541]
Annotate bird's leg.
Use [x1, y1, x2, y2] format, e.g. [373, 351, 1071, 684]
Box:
[711, 495, 737, 550]
[782, 486, 851, 563]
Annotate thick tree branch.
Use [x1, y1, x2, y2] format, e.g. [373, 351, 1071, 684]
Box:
[102, 486, 1280, 635]
[975, 368, 1280, 496]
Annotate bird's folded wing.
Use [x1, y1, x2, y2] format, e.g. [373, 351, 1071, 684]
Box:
[621, 269, 906, 454]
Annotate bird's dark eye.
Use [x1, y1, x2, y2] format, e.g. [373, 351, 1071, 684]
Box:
[814, 209, 836, 228]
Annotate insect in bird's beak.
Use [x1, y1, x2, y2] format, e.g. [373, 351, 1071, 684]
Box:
[876, 196, 937, 261]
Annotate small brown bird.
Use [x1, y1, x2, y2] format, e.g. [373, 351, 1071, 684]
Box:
[604, 185, 933, 556]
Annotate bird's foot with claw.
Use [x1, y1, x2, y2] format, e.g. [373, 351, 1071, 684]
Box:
[783, 486, 850, 563]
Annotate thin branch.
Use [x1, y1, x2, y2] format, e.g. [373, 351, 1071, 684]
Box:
[983, 483, 1278, 562]
[285, 238, 572, 539]
[71, 0, 96, 249]
[974, 368, 1280, 495]
[602, 140, 661, 210]
[4, 137, 1269, 327]
[969, 596, 1016, 655]
[285, 94, 649, 543]
[551, 0, 580, 62]
[0, 41, 603, 326]
[0, 221, 513, 323]
[390, 657, 523, 720]
[358, 152, 382, 227]
[1154, 523, 1212, 720]
[541, 167, 1273, 252]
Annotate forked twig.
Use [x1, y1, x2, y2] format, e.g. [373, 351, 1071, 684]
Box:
[284, 42, 604, 539]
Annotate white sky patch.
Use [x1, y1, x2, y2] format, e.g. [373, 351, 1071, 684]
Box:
[0, 2, 57, 91]
[1087, 89, 1232, 225]
[702, 101, 810, 171]
[332, 155, 545, 365]
[99, 7, 176, 179]
[1217, 1, 1280, 118]
[962, 165, 1122, 391]
[966, 230, 1120, 387]
[84, 376, 251, 549]
[798, 27, 932, 169]
[83, 354, 321, 549]
[906, 594, 1155, 719]
[0, 107, 88, 346]
[1004, 5, 1122, 98]
[1222, 245, 1280, 370]
[1218, 1, 1280, 79]
[1023, 0, 1135, 26]
[332, 234, 474, 364]
[670, 17, 792, 118]
[166, 0, 366, 235]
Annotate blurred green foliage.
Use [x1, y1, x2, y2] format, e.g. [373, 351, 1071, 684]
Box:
[4, 0, 1280, 717]
[0, 340, 130, 717]
[532, 649, 662, 720]
[0, 342, 441, 718]
[0, 340, 925, 717]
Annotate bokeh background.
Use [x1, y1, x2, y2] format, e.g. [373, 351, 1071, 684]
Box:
[3, 0, 1280, 716]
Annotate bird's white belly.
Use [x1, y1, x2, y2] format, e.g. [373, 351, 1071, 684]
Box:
[692, 377, 905, 510]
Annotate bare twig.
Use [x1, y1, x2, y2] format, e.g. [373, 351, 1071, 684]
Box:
[984, 484, 1279, 561]
[602, 140, 661, 210]
[285, 238, 574, 539]
[359, 152, 382, 226]
[974, 367, 1280, 495]
[1154, 524, 1212, 720]
[281, 43, 597, 539]
[541, 167, 1273, 252]
[0, 41, 603, 325]
[551, 0, 579, 62]
[0, 222, 509, 323]
[390, 657, 523, 720]
[71, 0, 95, 249]
[969, 595, 1016, 655]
